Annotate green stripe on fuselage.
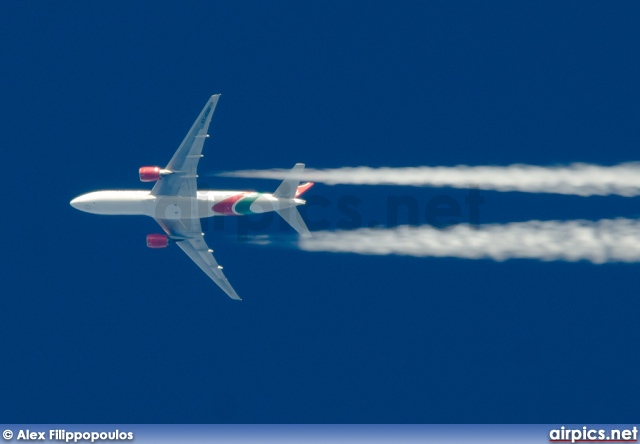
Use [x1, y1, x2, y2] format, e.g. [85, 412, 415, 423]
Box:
[234, 193, 262, 215]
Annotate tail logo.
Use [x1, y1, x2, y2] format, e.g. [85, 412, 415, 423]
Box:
[295, 182, 314, 197]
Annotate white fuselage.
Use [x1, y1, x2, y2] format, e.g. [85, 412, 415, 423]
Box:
[70, 190, 305, 219]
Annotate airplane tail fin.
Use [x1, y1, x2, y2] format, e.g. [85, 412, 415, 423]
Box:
[295, 182, 314, 197]
[273, 163, 312, 237]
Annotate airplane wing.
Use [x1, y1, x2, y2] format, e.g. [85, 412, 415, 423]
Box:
[151, 95, 241, 300]
[156, 217, 241, 300]
[151, 94, 220, 197]
[175, 235, 241, 301]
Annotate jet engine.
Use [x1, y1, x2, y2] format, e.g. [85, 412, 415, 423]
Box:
[146, 233, 169, 248]
[139, 166, 162, 182]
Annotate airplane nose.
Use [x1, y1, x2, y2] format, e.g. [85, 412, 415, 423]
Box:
[70, 196, 80, 209]
[70, 194, 91, 212]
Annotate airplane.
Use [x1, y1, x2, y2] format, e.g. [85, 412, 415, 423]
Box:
[70, 94, 313, 300]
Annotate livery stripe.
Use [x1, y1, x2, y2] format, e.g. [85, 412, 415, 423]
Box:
[234, 193, 262, 215]
[212, 194, 245, 215]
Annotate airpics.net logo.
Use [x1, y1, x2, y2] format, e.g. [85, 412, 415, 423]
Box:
[549, 426, 638, 443]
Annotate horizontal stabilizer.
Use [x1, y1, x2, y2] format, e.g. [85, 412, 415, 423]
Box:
[276, 206, 311, 238]
[274, 163, 305, 199]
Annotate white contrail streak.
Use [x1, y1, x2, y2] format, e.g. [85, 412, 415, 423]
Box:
[298, 219, 640, 263]
[220, 162, 640, 196]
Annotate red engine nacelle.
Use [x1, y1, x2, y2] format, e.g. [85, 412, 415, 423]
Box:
[139, 166, 161, 182]
[146, 233, 169, 249]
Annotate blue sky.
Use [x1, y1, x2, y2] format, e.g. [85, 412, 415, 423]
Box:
[1, 2, 640, 423]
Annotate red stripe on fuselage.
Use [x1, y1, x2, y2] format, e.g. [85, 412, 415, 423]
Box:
[212, 193, 245, 215]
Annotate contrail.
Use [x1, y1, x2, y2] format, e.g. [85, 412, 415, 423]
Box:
[220, 162, 640, 196]
[298, 219, 640, 263]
